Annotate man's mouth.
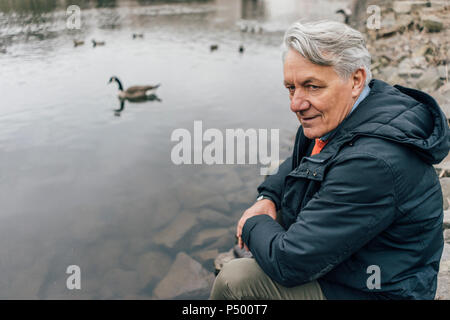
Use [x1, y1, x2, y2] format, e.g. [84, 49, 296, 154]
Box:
[300, 115, 320, 121]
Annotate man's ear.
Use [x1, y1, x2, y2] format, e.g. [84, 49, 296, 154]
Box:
[351, 68, 367, 98]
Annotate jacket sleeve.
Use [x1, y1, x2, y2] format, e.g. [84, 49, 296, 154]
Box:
[256, 156, 293, 210]
[242, 154, 398, 287]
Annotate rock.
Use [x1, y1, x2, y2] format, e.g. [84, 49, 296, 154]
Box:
[436, 243, 450, 299]
[101, 268, 140, 299]
[150, 193, 182, 230]
[152, 212, 197, 249]
[197, 208, 233, 227]
[411, 56, 427, 69]
[382, 11, 397, 29]
[405, 68, 424, 78]
[201, 195, 231, 213]
[441, 178, 450, 211]
[192, 228, 230, 248]
[398, 57, 427, 72]
[431, 92, 449, 113]
[438, 66, 448, 80]
[192, 248, 219, 265]
[435, 154, 450, 178]
[417, 67, 441, 90]
[439, 82, 450, 100]
[412, 44, 434, 58]
[421, 15, 443, 33]
[410, 0, 433, 11]
[152, 252, 215, 299]
[376, 27, 398, 39]
[175, 185, 217, 209]
[233, 244, 253, 259]
[445, 229, 450, 243]
[176, 185, 231, 213]
[214, 248, 236, 274]
[225, 189, 255, 209]
[393, 1, 412, 14]
[379, 66, 397, 81]
[86, 239, 125, 274]
[395, 15, 414, 33]
[136, 251, 172, 290]
[433, 93, 450, 120]
[220, 170, 245, 192]
[203, 227, 237, 252]
[430, 1, 449, 10]
[444, 210, 450, 229]
[387, 73, 404, 86]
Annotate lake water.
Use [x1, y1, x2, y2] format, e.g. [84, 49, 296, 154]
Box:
[0, 0, 348, 299]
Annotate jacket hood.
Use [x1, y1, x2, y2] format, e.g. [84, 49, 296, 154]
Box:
[334, 79, 450, 165]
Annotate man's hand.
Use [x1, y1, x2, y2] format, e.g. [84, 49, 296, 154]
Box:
[236, 199, 277, 250]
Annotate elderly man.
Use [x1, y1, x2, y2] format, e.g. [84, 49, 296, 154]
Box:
[210, 20, 450, 300]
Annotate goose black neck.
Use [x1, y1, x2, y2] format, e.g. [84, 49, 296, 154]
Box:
[115, 78, 124, 91]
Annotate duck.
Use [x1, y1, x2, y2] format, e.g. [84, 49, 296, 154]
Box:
[73, 40, 84, 47]
[108, 76, 161, 101]
[210, 44, 218, 52]
[92, 39, 105, 47]
[132, 33, 144, 39]
[336, 8, 352, 25]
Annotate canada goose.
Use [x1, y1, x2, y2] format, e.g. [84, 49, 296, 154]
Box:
[210, 44, 218, 52]
[73, 40, 84, 47]
[92, 39, 105, 47]
[336, 8, 352, 25]
[132, 33, 144, 39]
[108, 76, 161, 101]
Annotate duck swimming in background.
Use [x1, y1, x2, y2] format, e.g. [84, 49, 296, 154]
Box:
[73, 40, 84, 47]
[92, 39, 105, 47]
[132, 33, 144, 39]
[108, 76, 161, 101]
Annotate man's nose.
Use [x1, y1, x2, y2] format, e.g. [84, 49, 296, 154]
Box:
[290, 89, 310, 113]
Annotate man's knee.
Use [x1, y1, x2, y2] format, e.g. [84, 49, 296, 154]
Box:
[210, 258, 259, 300]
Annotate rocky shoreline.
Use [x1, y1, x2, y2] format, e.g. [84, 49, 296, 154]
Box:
[352, 0, 450, 299]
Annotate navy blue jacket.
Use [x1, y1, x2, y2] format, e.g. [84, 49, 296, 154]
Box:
[242, 79, 450, 299]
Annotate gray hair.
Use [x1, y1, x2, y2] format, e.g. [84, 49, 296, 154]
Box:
[283, 20, 372, 86]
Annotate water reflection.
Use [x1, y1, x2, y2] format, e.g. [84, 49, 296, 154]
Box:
[114, 95, 162, 117]
[241, 0, 266, 20]
[0, 0, 58, 13]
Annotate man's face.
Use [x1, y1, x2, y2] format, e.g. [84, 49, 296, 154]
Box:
[283, 49, 361, 139]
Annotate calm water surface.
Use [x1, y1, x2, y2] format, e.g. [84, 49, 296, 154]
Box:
[0, 0, 348, 298]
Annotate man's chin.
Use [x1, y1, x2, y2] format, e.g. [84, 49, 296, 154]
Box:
[302, 128, 320, 140]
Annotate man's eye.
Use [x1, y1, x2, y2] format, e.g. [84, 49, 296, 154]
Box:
[307, 85, 320, 90]
[286, 86, 295, 93]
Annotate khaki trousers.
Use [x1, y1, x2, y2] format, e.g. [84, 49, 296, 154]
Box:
[209, 258, 326, 300]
